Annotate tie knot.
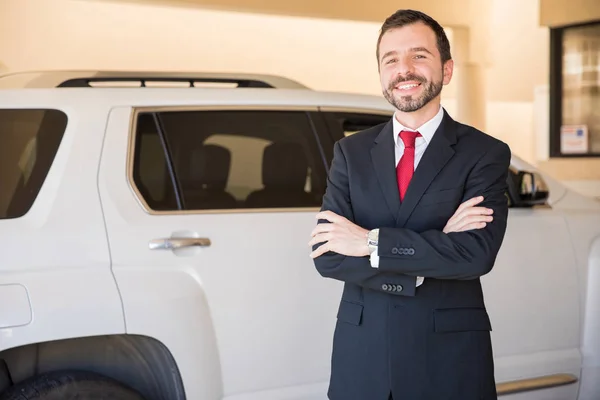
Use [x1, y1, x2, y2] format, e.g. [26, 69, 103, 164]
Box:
[399, 130, 421, 148]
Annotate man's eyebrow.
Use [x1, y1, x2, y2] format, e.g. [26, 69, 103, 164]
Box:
[381, 50, 397, 60]
[410, 47, 433, 55]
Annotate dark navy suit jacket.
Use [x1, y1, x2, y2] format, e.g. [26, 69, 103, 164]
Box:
[313, 110, 511, 400]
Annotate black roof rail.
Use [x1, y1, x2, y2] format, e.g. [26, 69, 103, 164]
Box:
[0, 70, 310, 90]
[58, 76, 275, 88]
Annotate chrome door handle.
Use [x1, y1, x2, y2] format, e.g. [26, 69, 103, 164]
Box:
[149, 237, 211, 250]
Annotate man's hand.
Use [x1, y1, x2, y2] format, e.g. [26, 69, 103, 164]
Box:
[443, 196, 494, 234]
[309, 211, 369, 259]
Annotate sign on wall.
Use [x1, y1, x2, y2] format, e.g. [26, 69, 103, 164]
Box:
[560, 124, 589, 154]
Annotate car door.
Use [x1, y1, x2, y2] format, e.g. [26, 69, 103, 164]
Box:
[98, 105, 342, 400]
[318, 108, 582, 400]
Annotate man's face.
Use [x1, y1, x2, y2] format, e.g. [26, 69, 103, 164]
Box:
[378, 22, 452, 113]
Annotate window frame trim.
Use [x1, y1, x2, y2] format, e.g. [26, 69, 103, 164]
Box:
[549, 19, 600, 158]
[127, 105, 329, 215]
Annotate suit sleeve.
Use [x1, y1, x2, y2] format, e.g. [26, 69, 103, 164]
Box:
[312, 140, 419, 297]
[377, 141, 511, 280]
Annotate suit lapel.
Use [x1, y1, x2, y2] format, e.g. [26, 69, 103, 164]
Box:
[396, 111, 458, 227]
[370, 120, 400, 220]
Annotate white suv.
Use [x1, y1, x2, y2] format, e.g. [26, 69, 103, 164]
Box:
[0, 71, 599, 400]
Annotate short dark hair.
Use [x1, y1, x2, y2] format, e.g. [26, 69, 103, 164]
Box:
[376, 9, 452, 64]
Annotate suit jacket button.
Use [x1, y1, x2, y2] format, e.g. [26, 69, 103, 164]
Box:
[382, 284, 389, 291]
[408, 248, 415, 255]
[396, 285, 403, 292]
[392, 248, 399, 255]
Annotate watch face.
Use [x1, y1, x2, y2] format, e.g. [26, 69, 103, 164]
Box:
[367, 229, 378, 252]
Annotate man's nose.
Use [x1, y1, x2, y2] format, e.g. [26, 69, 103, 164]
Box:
[395, 57, 415, 76]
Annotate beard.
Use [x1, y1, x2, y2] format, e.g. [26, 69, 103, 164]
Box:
[383, 72, 443, 112]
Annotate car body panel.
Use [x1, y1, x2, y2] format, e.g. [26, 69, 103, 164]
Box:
[0, 96, 124, 352]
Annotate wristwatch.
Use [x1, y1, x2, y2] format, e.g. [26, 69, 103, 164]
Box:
[367, 228, 379, 254]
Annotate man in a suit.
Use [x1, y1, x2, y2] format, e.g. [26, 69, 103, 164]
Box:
[309, 9, 511, 400]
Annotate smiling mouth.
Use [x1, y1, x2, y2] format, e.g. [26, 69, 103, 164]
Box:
[395, 82, 421, 90]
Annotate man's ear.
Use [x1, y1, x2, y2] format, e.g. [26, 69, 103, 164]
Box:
[442, 59, 454, 85]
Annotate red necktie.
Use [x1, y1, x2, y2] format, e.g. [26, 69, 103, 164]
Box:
[397, 130, 421, 201]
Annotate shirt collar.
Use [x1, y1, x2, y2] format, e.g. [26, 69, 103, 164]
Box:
[392, 105, 444, 146]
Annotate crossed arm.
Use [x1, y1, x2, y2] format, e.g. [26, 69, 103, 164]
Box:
[310, 140, 511, 295]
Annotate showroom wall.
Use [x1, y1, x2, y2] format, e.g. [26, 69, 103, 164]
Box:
[0, 0, 395, 95]
[484, 0, 549, 170]
[0, 0, 598, 196]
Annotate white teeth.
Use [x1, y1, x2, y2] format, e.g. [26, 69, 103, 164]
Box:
[399, 83, 419, 90]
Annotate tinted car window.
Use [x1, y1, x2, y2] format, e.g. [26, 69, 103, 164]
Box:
[132, 114, 179, 211]
[321, 111, 392, 139]
[0, 109, 67, 219]
[132, 110, 327, 211]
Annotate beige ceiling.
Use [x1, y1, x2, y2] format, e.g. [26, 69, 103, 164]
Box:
[115, 0, 474, 27]
[88, 0, 599, 70]
[108, 0, 494, 65]
[112, 0, 600, 28]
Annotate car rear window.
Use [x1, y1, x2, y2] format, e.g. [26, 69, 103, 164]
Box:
[0, 109, 68, 219]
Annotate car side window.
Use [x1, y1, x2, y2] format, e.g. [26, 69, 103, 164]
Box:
[132, 110, 327, 211]
[320, 111, 392, 139]
[0, 109, 68, 219]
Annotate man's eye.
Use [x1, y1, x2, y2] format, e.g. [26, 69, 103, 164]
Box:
[386, 58, 397, 64]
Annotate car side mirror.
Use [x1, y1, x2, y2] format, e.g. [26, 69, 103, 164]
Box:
[507, 170, 550, 207]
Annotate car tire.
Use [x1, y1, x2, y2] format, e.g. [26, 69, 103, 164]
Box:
[0, 370, 145, 400]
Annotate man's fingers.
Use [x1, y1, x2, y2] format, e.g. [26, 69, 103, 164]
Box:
[451, 221, 488, 232]
[455, 214, 493, 229]
[453, 206, 493, 222]
[310, 242, 330, 258]
[456, 196, 483, 213]
[316, 211, 345, 224]
[466, 222, 488, 230]
[309, 211, 345, 257]
[455, 196, 484, 214]
[308, 233, 331, 247]
[311, 223, 334, 237]
[461, 206, 493, 215]
[444, 197, 494, 233]
[445, 212, 493, 233]
[449, 206, 493, 227]
[447, 222, 487, 233]
[453, 215, 493, 231]
[448, 197, 485, 225]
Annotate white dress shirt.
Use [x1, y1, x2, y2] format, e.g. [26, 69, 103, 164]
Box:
[370, 105, 445, 287]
